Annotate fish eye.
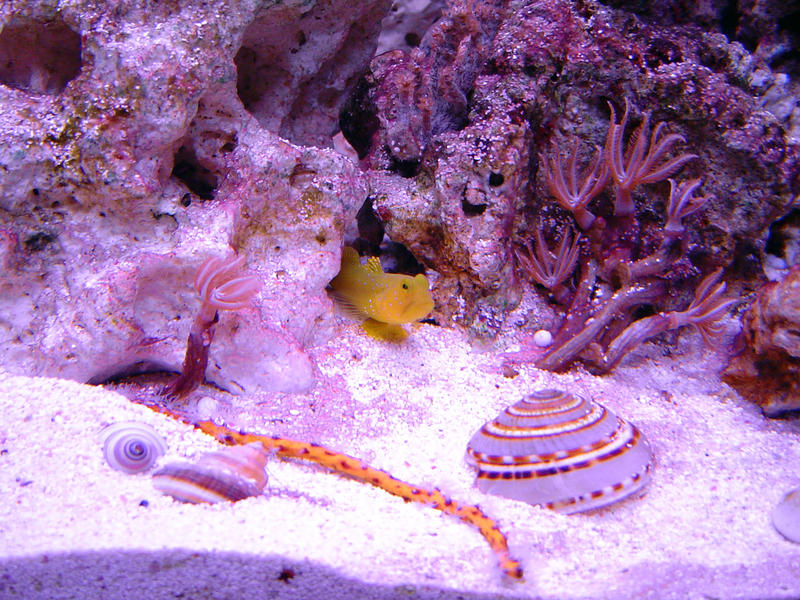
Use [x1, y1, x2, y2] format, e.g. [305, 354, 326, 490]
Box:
[402, 282, 409, 289]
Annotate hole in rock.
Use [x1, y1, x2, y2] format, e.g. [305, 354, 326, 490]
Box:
[235, 4, 385, 147]
[728, 239, 761, 280]
[85, 360, 176, 386]
[171, 144, 218, 200]
[719, 0, 740, 43]
[766, 10, 800, 71]
[381, 241, 426, 275]
[404, 32, 421, 47]
[645, 38, 683, 68]
[349, 197, 387, 256]
[461, 188, 488, 216]
[488, 172, 504, 187]
[356, 197, 385, 249]
[24, 231, 57, 252]
[235, 45, 273, 118]
[339, 78, 379, 159]
[0, 16, 82, 95]
[344, 200, 427, 276]
[765, 207, 800, 266]
[390, 157, 421, 178]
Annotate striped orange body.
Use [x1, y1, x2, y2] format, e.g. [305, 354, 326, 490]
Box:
[142, 401, 524, 581]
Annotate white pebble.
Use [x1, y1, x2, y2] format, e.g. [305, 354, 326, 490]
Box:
[533, 329, 553, 347]
[196, 396, 219, 421]
[772, 487, 800, 543]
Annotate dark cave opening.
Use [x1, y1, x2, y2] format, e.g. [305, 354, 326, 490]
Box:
[0, 16, 82, 95]
[171, 144, 218, 201]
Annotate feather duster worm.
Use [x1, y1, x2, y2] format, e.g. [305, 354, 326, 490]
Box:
[165, 255, 260, 398]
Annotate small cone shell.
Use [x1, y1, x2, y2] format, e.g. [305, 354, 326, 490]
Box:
[466, 389, 653, 514]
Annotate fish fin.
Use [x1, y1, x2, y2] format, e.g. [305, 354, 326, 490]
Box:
[340, 246, 361, 267]
[328, 290, 368, 321]
[363, 256, 384, 275]
[362, 319, 408, 342]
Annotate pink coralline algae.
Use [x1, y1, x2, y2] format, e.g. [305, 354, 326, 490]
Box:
[0, 0, 378, 391]
[345, 0, 797, 340]
[342, 0, 507, 170]
[0, 0, 797, 387]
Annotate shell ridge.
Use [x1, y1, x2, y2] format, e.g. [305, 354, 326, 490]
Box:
[484, 404, 607, 439]
[152, 444, 269, 504]
[466, 390, 654, 514]
[473, 419, 639, 474]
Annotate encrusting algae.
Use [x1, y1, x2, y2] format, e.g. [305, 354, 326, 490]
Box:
[329, 247, 434, 341]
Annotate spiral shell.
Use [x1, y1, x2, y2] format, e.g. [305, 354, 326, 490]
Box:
[152, 442, 268, 504]
[99, 422, 167, 474]
[772, 487, 800, 544]
[466, 389, 653, 514]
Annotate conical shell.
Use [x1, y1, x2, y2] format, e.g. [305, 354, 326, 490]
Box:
[466, 389, 653, 514]
[153, 442, 268, 504]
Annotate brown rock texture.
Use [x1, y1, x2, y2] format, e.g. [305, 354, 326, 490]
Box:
[345, 0, 798, 336]
[723, 265, 800, 416]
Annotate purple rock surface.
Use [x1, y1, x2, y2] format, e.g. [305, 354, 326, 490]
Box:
[0, 0, 798, 390]
[0, 0, 383, 392]
[346, 0, 798, 336]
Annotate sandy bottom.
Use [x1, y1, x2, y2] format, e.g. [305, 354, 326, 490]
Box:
[1, 322, 799, 599]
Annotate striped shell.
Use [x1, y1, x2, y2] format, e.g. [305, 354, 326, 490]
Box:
[100, 422, 167, 474]
[466, 389, 653, 514]
[152, 442, 268, 504]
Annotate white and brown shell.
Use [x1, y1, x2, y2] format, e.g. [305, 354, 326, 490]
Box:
[466, 389, 653, 514]
[152, 442, 268, 504]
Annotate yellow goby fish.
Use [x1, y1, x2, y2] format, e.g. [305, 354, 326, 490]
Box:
[328, 247, 434, 341]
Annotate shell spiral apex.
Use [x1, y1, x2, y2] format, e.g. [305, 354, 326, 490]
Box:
[99, 422, 167, 474]
[466, 389, 653, 514]
[152, 442, 269, 504]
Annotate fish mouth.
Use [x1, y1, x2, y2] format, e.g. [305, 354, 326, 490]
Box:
[402, 298, 434, 322]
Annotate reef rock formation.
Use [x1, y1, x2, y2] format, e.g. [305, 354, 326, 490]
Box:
[1, 0, 798, 389]
[0, 0, 385, 392]
[343, 0, 798, 336]
[723, 266, 800, 416]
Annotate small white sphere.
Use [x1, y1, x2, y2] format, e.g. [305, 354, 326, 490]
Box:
[533, 329, 553, 347]
[196, 396, 219, 421]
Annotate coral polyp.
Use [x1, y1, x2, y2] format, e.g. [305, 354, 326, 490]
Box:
[165, 255, 260, 398]
[511, 100, 735, 373]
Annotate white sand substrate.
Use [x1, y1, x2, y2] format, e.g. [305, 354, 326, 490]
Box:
[1, 323, 799, 599]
